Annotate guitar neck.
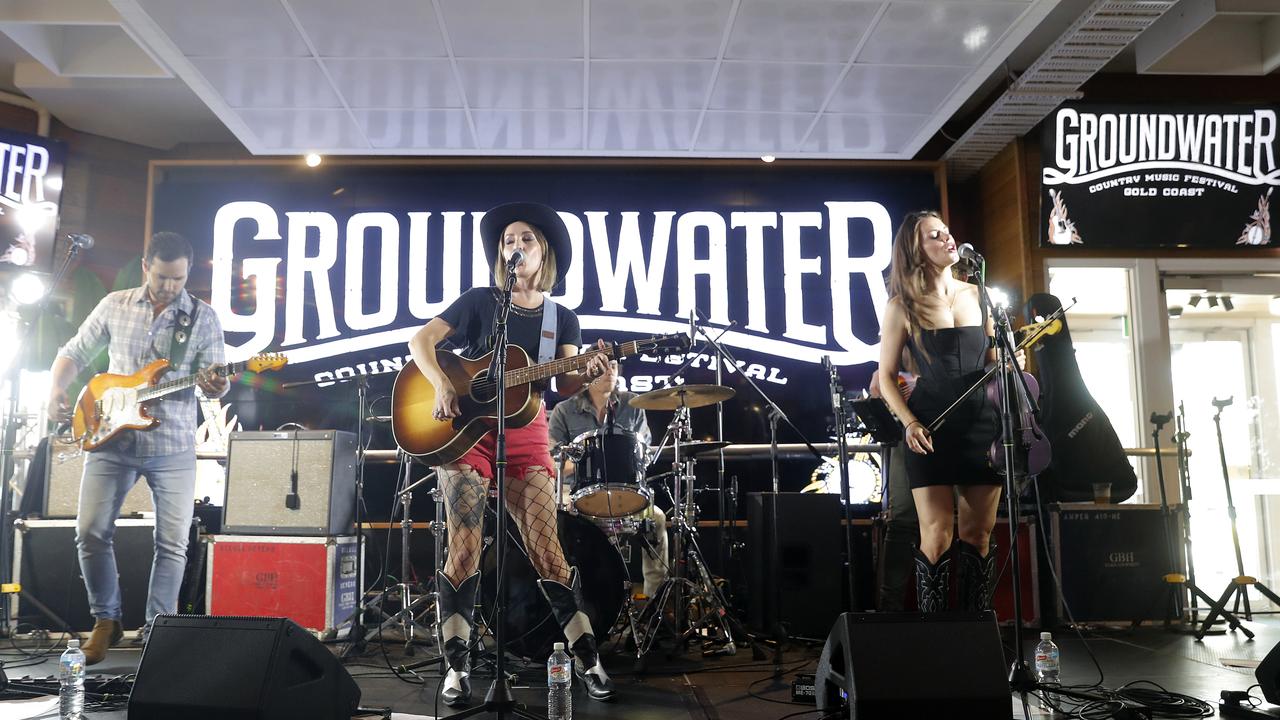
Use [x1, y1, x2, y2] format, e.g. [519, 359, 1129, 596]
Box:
[137, 360, 243, 402]
[502, 341, 643, 389]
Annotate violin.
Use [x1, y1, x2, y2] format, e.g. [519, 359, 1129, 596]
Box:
[984, 353, 1051, 477]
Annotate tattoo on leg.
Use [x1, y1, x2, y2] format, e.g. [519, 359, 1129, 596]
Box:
[440, 464, 490, 584]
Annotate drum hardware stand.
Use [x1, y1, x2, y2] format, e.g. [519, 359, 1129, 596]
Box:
[1195, 397, 1280, 640]
[1139, 412, 1240, 635]
[361, 461, 440, 652]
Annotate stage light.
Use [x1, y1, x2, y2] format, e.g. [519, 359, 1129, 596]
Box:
[9, 272, 46, 305]
[988, 286, 1010, 308]
[1188, 294, 1202, 308]
[45, 176, 62, 191]
[1221, 296, 1234, 311]
[760, 155, 775, 163]
[1207, 295, 1219, 308]
[304, 153, 322, 167]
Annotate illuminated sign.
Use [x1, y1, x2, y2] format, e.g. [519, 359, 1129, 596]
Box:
[0, 128, 67, 273]
[1041, 103, 1279, 248]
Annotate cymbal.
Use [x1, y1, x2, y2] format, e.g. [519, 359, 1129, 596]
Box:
[650, 440, 731, 462]
[629, 384, 735, 410]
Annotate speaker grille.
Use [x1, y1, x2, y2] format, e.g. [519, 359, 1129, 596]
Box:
[44, 444, 153, 518]
[223, 431, 355, 535]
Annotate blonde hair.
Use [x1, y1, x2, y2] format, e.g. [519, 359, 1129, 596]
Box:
[490, 222, 558, 292]
[887, 210, 949, 352]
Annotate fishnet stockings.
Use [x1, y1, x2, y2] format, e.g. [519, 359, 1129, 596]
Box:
[439, 463, 572, 587]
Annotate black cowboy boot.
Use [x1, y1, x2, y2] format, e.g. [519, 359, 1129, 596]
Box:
[437, 571, 479, 707]
[957, 540, 997, 613]
[538, 567, 615, 701]
[913, 546, 952, 613]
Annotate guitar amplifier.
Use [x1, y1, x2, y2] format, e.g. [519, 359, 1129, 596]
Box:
[223, 431, 357, 536]
[43, 443, 153, 519]
[1052, 503, 1178, 623]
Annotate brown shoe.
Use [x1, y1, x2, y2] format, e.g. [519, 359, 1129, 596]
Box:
[82, 618, 123, 665]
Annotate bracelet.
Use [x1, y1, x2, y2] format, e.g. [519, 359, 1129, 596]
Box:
[905, 420, 922, 431]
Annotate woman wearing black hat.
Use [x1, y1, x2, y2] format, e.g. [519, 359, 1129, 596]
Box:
[407, 202, 614, 705]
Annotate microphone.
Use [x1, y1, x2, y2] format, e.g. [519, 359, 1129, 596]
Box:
[68, 233, 95, 249]
[957, 242, 983, 267]
[689, 309, 697, 341]
[505, 248, 525, 273]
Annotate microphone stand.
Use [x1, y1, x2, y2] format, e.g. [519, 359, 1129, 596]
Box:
[970, 260, 1036, 697]
[822, 356, 858, 616]
[450, 266, 544, 720]
[687, 312, 827, 672]
[1, 238, 85, 650]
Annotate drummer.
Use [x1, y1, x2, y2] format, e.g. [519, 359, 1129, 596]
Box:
[548, 357, 669, 599]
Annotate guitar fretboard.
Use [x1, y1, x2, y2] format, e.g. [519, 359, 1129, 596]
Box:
[500, 340, 646, 389]
[137, 360, 245, 402]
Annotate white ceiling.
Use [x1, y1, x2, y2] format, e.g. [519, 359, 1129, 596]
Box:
[0, 0, 1271, 159]
[0, 0, 1060, 158]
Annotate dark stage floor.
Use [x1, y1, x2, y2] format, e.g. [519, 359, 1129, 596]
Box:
[2, 616, 1277, 719]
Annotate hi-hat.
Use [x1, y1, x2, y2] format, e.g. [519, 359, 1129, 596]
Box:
[629, 384, 735, 411]
[650, 440, 731, 462]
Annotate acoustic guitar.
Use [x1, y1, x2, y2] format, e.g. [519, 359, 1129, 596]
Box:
[392, 334, 689, 465]
[72, 353, 287, 451]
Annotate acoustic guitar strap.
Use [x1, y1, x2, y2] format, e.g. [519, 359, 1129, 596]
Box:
[537, 298, 559, 363]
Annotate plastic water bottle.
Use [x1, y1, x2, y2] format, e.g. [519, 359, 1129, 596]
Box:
[1034, 631, 1061, 684]
[547, 641, 572, 720]
[59, 638, 86, 719]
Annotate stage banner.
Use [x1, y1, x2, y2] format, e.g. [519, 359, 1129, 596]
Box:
[151, 162, 938, 479]
[0, 127, 67, 274]
[1040, 102, 1279, 249]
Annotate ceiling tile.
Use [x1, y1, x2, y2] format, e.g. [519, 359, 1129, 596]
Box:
[134, 0, 310, 57]
[287, 0, 447, 58]
[351, 109, 473, 149]
[828, 64, 969, 115]
[457, 59, 583, 109]
[588, 110, 700, 151]
[726, 0, 882, 63]
[589, 0, 733, 59]
[191, 57, 342, 108]
[439, 0, 583, 58]
[472, 110, 583, 150]
[237, 108, 368, 150]
[693, 110, 815, 152]
[709, 61, 844, 113]
[589, 60, 714, 110]
[326, 59, 462, 108]
[803, 113, 928, 155]
[856, 2, 1029, 67]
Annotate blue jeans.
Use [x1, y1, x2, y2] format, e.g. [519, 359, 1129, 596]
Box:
[76, 449, 195, 624]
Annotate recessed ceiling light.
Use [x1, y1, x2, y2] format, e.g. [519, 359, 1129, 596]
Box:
[305, 153, 323, 167]
[760, 155, 775, 163]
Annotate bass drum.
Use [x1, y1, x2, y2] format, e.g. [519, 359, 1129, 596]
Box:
[479, 511, 626, 662]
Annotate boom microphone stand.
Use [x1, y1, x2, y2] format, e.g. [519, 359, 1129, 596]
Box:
[449, 262, 544, 720]
[1195, 397, 1280, 639]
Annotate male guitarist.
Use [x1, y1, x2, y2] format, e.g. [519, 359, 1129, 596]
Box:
[47, 232, 229, 665]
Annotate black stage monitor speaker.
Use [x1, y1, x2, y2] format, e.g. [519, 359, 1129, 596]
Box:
[1258, 640, 1280, 704]
[128, 615, 361, 720]
[223, 430, 356, 535]
[748, 492, 843, 638]
[815, 612, 1010, 719]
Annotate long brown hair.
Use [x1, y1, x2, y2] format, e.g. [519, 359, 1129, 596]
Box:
[887, 210, 947, 351]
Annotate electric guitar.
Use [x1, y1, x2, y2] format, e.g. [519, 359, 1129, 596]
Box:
[392, 334, 689, 465]
[72, 353, 288, 451]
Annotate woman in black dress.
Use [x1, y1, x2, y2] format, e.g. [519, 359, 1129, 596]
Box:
[876, 210, 1002, 613]
[408, 202, 614, 705]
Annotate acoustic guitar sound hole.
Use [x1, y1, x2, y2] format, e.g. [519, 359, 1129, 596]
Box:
[470, 369, 497, 404]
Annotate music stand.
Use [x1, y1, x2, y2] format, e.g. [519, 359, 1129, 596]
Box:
[850, 397, 904, 445]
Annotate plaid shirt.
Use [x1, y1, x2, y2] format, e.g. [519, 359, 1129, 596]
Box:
[548, 390, 651, 457]
[58, 286, 226, 457]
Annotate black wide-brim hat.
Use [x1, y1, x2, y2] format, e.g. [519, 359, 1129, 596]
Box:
[479, 201, 573, 289]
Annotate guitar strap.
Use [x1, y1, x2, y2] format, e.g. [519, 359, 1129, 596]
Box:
[168, 302, 200, 370]
[537, 298, 559, 364]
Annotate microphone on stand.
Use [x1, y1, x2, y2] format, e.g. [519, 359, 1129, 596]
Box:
[957, 242, 983, 270]
[505, 248, 526, 273]
[689, 309, 697, 342]
[67, 233, 95, 249]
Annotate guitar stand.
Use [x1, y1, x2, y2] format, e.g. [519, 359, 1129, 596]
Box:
[1194, 398, 1280, 640]
[1136, 412, 1242, 635]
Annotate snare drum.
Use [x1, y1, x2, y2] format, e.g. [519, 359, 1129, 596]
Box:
[569, 429, 652, 518]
